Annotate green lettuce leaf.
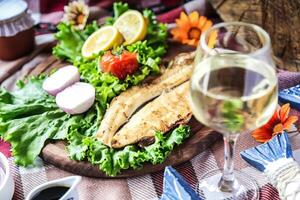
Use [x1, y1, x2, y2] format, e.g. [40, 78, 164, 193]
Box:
[0, 77, 105, 166]
[0, 77, 191, 176]
[105, 2, 129, 25]
[0, 77, 74, 166]
[52, 3, 168, 109]
[0, 2, 179, 176]
[52, 21, 99, 62]
[126, 41, 161, 74]
[143, 9, 168, 50]
[67, 125, 191, 176]
[5, 111, 75, 166]
[74, 54, 152, 111]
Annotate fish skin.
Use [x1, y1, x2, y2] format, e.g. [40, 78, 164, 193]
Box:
[111, 82, 192, 148]
[96, 52, 195, 147]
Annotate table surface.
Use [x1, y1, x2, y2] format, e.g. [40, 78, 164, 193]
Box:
[1, 35, 300, 200]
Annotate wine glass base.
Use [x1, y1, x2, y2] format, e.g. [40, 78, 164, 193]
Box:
[196, 169, 259, 200]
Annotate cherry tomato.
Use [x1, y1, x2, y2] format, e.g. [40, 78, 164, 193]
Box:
[100, 51, 138, 80]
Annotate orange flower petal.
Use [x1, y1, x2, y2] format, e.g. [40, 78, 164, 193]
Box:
[252, 128, 273, 143]
[273, 123, 284, 134]
[182, 38, 198, 46]
[198, 16, 207, 29]
[280, 103, 290, 122]
[171, 28, 187, 39]
[175, 19, 189, 28]
[176, 12, 191, 29]
[252, 103, 298, 143]
[188, 39, 198, 46]
[171, 12, 214, 47]
[252, 126, 270, 134]
[264, 109, 280, 130]
[182, 39, 189, 44]
[179, 12, 189, 24]
[188, 11, 199, 26]
[283, 116, 298, 130]
[175, 19, 190, 29]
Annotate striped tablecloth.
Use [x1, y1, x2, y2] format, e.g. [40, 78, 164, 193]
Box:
[4, 129, 300, 200]
[1, 35, 300, 200]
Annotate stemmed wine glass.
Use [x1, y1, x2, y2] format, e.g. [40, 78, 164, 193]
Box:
[189, 22, 278, 199]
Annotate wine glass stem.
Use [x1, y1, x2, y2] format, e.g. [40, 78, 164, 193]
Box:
[218, 135, 238, 192]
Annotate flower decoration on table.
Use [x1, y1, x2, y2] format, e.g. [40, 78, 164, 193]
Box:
[170, 11, 213, 46]
[252, 103, 298, 143]
[63, 0, 89, 30]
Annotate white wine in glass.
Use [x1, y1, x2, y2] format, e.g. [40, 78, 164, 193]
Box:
[190, 22, 278, 200]
[190, 54, 277, 136]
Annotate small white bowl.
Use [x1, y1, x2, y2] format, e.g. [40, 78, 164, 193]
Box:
[0, 152, 14, 200]
[26, 176, 81, 200]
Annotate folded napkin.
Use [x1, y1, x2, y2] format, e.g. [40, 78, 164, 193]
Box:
[160, 166, 201, 200]
[278, 69, 300, 91]
[277, 70, 300, 128]
[279, 85, 300, 111]
[241, 132, 300, 200]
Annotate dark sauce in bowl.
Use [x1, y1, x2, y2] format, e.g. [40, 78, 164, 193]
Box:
[31, 186, 69, 200]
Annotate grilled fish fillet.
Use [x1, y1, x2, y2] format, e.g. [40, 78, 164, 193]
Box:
[111, 82, 192, 148]
[96, 52, 195, 146]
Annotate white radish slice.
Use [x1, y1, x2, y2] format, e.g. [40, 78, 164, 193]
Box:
[43, 65, 80, 96]
[56, 82, 95, 115]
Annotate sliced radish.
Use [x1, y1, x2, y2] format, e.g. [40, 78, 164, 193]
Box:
[43, 65, 80, 96]
[56, 82, 95, 114]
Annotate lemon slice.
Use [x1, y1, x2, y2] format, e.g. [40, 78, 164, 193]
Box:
[81, 26, 123, 58]
[114, 10, 147, 45]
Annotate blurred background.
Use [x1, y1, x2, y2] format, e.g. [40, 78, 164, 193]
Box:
[26, 0, 299, 72]
[25, 0, 217, 25]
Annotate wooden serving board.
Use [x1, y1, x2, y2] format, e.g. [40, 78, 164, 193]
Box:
[1, 39, 221, 178]
[42, 118, 221, 178]
[40, 42, 221, 177]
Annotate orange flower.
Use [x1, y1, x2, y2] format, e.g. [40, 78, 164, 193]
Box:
[252, 103, 298, 143]
[171, 12, 213, 46]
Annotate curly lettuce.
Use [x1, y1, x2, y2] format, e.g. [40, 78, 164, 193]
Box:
[0, 77, 76, 166]
[52, 21, 99, 62]
[73, 57, 151, 111]
[68, 124, 191, 176]
[53, 2, 167, 77]
[104, 2, 129, 25]
[0, 3, 184, 176]
[52, 3, 168, 111]
[0, 77, 191, 176]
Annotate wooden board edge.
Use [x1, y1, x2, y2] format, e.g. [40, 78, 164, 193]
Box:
[41, 126, 221, 178]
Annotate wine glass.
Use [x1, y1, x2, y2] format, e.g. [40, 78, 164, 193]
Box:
[189, 22, 278, 199]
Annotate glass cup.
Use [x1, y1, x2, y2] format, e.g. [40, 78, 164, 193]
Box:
[189, 22, 278, 200]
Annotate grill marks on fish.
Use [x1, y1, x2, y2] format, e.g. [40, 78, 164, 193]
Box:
[111, 82, 192, 148]
[96, 52, 195, 147]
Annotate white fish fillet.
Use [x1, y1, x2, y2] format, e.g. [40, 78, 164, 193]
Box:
[96, 52, 194, 146]
[111, 82, 192, 148]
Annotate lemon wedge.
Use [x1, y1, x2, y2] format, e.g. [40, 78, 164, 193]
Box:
[114, 10, 147, 45]
[81, 26, 123, 58]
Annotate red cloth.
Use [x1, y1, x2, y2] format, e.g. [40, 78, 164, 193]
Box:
[0, 139, 11, 158]
[40, 0, 184, 13]
[40, 0, 68, 13]
[157, 6, 184, 23]
[39, 0, 187, 23]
